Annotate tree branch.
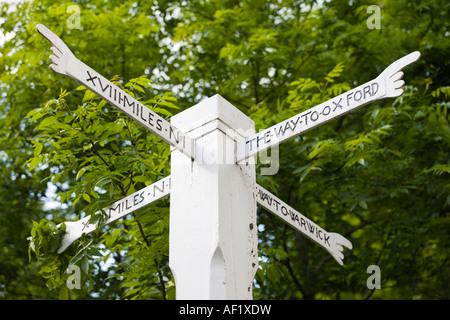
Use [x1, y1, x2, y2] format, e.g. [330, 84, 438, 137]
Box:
[133, 216, 167, 300]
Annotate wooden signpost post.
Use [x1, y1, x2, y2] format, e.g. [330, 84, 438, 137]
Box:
[37, 23, 420, 300]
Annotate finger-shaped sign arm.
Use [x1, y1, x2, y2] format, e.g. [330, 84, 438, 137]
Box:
[326, 233, 353, 266]
[378, 51, 421, 98]
[37, 24, 76, 77]
[57, 176, 171, 253]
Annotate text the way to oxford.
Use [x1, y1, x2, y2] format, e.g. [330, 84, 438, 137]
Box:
[36, 23, 420, 299]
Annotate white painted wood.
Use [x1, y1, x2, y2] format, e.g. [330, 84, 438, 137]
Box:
[57, 176, 171, 253]
[36, 24, 194, 159]
[236, 51, 421, 162]
[255, 184, 352, 265]
[169, 94, 258, 300]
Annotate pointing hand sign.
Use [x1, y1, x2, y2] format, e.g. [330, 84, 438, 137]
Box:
[378, 51, 421, 98]
[36, 24, 75, 77]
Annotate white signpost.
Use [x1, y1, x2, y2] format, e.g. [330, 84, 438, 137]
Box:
[236, 51, 421, 162]
[37, 24, 420, 300]
[36, 24, 194, 160]
[57, 176, 171, 253]
[255, 185, 352, 266]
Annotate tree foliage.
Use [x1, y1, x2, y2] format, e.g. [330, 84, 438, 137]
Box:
[0, 0, 448, 299]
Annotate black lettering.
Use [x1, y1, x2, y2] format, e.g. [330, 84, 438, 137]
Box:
[108, 202, 121, 218]
[148, 110, 154, 126]
[134, 191, 145, 206]
[354, 90, 362, 101]
[123, 95, 135, 110]
[281, 206, 288, 216]
[153, 181, 165, 197]
[125, 199, 132, 210]
[300, 217, 306, 230]
[246, 138, 256, 151]
[263, 193, 272, 206]
[256, 134, 263, 148]
[264, 131, 271, 144]
[169, 126, 180, 144]
[289, 210, 298, 223]
[346, 92, 353, 106]
[81, 221, 89, 231]
[290, 116, 301, 130]
[332, 97, 343, 112]
[86, 71, 97, 86]
[117, 91, 125, 105]
[324, 233, 330, 246]
[322, 105, 331, 115]
[363, 85, 371, 100]
[156, 119, 163, 131]
[140, 106, 147, 122]
[372, 82, 379, 95]
[97, 77, 110, 93]
[306, 220, 315, 234]
[273, 198, 280, 210]
[273, 123, 288, 138]
[301, 111, 311, 126]
[311, 110, 319, 121]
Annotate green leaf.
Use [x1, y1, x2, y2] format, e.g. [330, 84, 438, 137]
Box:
[359, 200, 368, 210]
[27, 156, 42, 171]
[34, 142, 43, 157]
[82, 193, 91, 203]
[38, 116, 57, 130]
[76, 167, 87, 181]
[121, 281, 140, 288]
[82, 90, 97, 102]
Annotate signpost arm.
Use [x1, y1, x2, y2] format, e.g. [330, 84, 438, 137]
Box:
[255, 184, 352, 265]
[57, 176, 171, 253]
[36, 24, 194, 159]
[236, 51, 421, 162]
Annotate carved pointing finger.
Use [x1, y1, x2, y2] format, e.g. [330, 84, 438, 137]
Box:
[330, 232, 353, 250]
[384, 51, 421, 76]
[50, 64, 63, 74]
[50, 55, 60, 65]
[37, 24, 78, 77]
[394, 80, 405, 89]
[51, 46, 61, 58]
[36, 24, 71, 54]
[394, 88, 404, 97]
[390, 71, 404, 82]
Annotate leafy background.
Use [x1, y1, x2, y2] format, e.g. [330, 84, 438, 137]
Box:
[0, 0, 448, 299]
